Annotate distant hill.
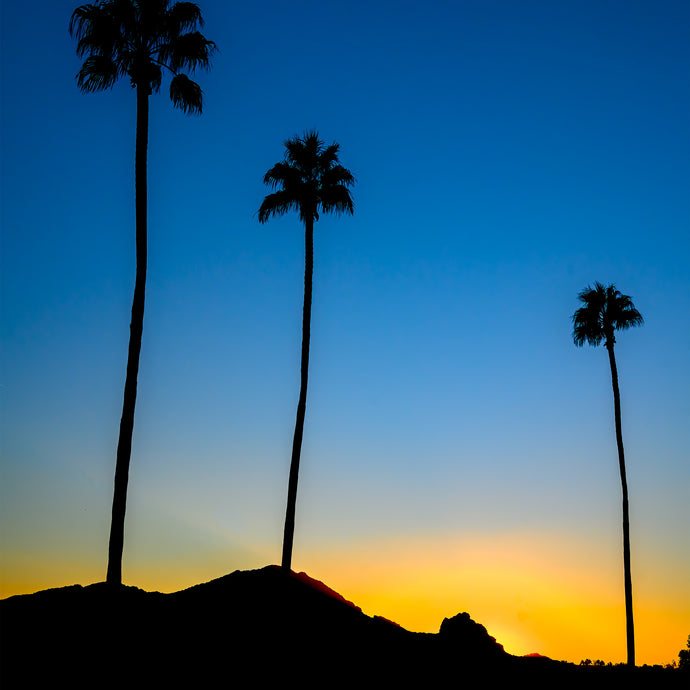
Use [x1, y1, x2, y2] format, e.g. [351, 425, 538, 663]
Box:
[0, 566, 683, 688]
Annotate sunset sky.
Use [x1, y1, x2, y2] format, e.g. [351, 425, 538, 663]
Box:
[1, 0, 688, 666]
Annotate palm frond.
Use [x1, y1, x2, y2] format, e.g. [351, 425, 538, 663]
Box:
[319, 185, 354, 216]
[284, 131, 322, 168]
[71, 4, 124, 58]
[258, 191, 301, 223]
[160, 31, 216, 72]
[76, 34, 112, 60]
[139, 0, 172, 32]
[572, 312, 604, 347]
[318, 143, 341, 170]
[69, 4, 100, 41]
[263, 162, 303, 190]
[167, 1, 204, 31]
[321, 163, 355, 188]
[605, 285, 644, 332]
[169, 72, 203, 113]
[76, 54, 120, 92]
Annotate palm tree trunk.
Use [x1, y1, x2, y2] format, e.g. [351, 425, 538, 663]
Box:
[607, 341, 635, 666]
[281, 215, 314, 573]
[106, 84, 149, 586]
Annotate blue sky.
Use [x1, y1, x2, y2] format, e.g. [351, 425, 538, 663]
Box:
[1, 0, 689, 664]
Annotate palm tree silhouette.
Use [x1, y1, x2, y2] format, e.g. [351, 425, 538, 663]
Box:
[259, 131, 355, 572]
[572, 282, 643, 666]
[70, 0, 215, 586]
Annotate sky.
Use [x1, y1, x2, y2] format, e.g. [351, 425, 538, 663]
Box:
[1, 0, 689, 666]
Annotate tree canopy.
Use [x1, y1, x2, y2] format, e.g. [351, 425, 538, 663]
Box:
[70, 0, 216, 112]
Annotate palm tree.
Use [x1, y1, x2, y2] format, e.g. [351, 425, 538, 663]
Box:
[572, 281, 644, 666]
[70, 0, 215, 586]
[259, 131, 355, 573]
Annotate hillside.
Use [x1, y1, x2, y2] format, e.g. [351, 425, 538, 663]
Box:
[0, 566, 682, 687]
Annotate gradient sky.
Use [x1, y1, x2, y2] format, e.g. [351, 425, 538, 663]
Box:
[1, 0, 689, 666]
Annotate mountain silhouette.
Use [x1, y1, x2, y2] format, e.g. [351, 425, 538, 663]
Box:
[0, 566, 682, 688]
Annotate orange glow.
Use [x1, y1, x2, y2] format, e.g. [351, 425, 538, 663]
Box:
[2, 530, 686, 667]
[298, 531, 688, 666]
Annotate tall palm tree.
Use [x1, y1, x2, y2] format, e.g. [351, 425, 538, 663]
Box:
[259, 131, 355, 573]
[70, 0, 215, 586]
[572, 281, 644, 666]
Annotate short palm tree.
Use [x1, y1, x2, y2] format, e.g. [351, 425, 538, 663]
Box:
[70, 0, 215, 586]
[259, 131, 355, 572]
[572, 281, 644, 666]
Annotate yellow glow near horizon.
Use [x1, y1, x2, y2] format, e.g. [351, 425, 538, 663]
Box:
[298, 531, 689, 666]
[0, 555, 104, 598]
[2, 529, 687, 667]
